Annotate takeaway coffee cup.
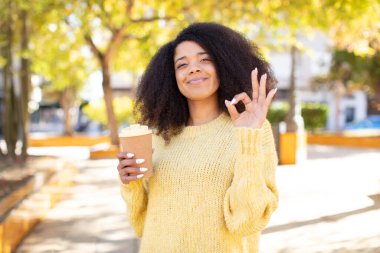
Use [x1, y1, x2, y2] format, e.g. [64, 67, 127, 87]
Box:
[119, 124, 153, 171]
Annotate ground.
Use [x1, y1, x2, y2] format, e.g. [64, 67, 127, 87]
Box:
[12, 145, 380, 253]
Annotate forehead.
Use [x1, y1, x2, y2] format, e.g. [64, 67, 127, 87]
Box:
[174, 41, 207, 59]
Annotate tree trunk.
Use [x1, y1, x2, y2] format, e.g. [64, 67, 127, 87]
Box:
[285, 45, 304, 132]
[2, 0, 18, 161]
[101, 59, 119, 145]
[84, 31, 123, 146]
[19, 8, 30, 162]
[59, 87, 76, 136]
[0, 13, 5, 160]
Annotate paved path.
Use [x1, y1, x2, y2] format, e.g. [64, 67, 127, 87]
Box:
[261, 145, 380, 253]
[16, 145, 380, 253]
[16, 149, 139, 253]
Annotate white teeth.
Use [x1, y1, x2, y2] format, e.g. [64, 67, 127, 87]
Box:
[188, 78, 206, 84]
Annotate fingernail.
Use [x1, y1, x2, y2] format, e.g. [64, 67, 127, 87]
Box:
[136, 158, 145, 164]
[224, 100, 230, 106]
[274, 88, 278, 93]
[254, 68, 258, 74]
[230, 98, 237, 105]
[140, 167, 148, 172]
[127, 153, 134, 158]
[263, 73, 267, 79]
[136, 174, 144, 179]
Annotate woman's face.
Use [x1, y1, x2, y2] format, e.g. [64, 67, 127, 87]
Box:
[174, 41, 219, 102]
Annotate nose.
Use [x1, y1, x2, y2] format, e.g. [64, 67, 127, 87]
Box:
[188, 62, 201, 74]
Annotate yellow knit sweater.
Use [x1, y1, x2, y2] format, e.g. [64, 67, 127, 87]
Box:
[120, 113, 279, 253]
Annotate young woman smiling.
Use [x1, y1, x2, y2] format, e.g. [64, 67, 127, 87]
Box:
[116, 22, 278, 253]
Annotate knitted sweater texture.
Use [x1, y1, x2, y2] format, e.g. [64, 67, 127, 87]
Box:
[120, 113, 279, 253]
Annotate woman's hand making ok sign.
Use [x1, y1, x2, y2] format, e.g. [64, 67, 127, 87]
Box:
[224, 68, 277, 129]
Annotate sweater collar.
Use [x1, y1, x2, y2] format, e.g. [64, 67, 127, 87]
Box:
[180, 112, 230, 138]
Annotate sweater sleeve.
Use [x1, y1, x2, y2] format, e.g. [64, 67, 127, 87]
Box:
[223, 120, 279, 237]
[120, 178, 149, 238]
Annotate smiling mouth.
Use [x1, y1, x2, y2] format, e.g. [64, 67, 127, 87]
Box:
[187, 78, 208, 84]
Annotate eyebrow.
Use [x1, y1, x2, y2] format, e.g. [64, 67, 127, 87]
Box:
[174, 51, 209, 64]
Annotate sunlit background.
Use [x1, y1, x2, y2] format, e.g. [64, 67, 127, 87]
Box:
[1, 0, 380, 252]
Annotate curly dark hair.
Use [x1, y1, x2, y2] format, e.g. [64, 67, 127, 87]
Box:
[135, 22, 277, 143]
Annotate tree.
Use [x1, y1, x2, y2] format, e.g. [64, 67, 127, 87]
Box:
[312, 48, 380, 116]
[3, 0, 377, 153]
[30, 12, 94, 136]
[61, 0, 190, 145]
[0, 0, 31, 163]
[239, 0, 380, 132]
[330, 50, 380, 93]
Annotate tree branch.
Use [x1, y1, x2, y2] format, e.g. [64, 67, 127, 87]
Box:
[84, 34, 103, 61]
[122, 33, 148, 41]
[125, 0, 135, 19]
[99, 0, 117, 33]
[130, 16, 173, 23]
[105, 25, 127, 61]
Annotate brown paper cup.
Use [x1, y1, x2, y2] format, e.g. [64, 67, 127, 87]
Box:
[119, 124, 152, 170]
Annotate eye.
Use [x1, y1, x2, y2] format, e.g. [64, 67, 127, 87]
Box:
[176, 63, 187, 69]
[201, 58, 212, 62]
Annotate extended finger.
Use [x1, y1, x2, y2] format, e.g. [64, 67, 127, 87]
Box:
[224, 100, 239, 121]
[265, 88, 278, 109]
[258, 73, 267, 104]
[251, 68, 259, 100]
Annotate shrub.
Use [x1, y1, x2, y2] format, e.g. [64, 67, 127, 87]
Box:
[268, 102, 288, 123]
[301, 102, 328, 131]
[268, 102, 328, 131]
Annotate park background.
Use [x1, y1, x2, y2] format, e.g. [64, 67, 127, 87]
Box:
[0, 0, 380, 252]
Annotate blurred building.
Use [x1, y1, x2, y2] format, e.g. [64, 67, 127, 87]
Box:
[80, 71, 137, 101]
[29, 71, 136, 135]
[269, 32, 370, 131]
[109, 72, 138, 98]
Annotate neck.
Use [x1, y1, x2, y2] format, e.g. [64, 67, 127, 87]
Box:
[187, 99, 221, 126]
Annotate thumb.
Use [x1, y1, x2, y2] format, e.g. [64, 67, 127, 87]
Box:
[225, 100, 239, 121]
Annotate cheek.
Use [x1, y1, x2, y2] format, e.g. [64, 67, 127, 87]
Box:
[208, 68, 219, 87]
[175, 72, 186, 95]
[206, 66, 218, 80]
[175, 70, 184, 85]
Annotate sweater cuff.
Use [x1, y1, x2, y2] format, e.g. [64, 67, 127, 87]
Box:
[120, 179, 144, 192]
[233, 126, 264, 155]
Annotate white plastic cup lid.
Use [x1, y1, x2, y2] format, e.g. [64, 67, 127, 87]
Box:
[119, 124, 152, 137]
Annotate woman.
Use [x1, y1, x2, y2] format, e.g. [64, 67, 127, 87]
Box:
[116, 22, 279, 253]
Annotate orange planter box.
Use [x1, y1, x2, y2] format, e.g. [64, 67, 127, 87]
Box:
[280, 132, 307, 165]
[29, 135, 110, 147]
[89, 144, 119, 159]
[307, 134, 380, 148]
[0, 163, 77, 253]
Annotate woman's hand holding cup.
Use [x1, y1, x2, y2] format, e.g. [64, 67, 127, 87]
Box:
[117, 152, 153, 184]
[117, 124, 153, 184]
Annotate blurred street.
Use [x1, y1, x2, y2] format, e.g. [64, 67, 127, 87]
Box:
[15, 145, 380, 253]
